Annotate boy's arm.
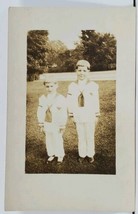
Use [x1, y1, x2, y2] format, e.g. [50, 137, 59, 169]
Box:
[58, 96, 68, 133]
[66, 83, 75, 117]
[94, 84, 100, 126]
[95, 84, 100, 117]
[37, 96, 45, 127]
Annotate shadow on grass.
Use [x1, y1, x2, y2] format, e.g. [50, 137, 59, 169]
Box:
[25, 143, 115, 174]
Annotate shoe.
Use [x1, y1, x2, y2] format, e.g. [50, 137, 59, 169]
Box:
[57, 157, 64, 163]
[47, 156, 55, 163]
[78, 157, 85, 163]
[87, 157, 94, 163]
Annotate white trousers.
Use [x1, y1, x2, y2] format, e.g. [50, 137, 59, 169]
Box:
[44, 123, 65, 158]
[76, 122, 95, 158]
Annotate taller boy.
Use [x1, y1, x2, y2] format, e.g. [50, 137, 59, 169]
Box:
[67, 60, 100, 163]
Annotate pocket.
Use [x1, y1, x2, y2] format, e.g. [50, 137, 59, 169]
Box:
[89, 92, 93, 96]
[56, 106, 62, 110]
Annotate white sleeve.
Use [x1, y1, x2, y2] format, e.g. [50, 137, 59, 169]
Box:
[37, 96, 45, 123]
[94, 84, 100, 116]
[66, 83, 75, 115]
[58, 96, 68, 126]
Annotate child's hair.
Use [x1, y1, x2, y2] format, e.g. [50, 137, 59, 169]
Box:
[76, 60, 90, 70]
[43, 76, 58, 86]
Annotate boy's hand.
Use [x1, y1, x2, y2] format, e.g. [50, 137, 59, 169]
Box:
[71, 117, 75, 124]
[38, 123, 44, 133]
[68, 112, 75, 123]
[40, 126, 45, 133]
[59, 126, 65, 135]
[68, 112, 74, 117]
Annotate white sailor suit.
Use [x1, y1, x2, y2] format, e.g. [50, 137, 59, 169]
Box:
[67, 80, 100, 158]
[37, 93, 67, 158]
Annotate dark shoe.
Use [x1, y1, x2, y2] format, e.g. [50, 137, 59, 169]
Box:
[78, 157, 85, 163]
[87, 157, 94, 163]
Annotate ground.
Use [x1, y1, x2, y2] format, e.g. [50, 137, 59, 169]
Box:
[26, 80, 116, 174]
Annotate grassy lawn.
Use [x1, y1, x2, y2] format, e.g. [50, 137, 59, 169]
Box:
[26, 80, 116, 174]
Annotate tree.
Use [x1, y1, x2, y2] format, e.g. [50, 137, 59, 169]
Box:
[46, 40, 67, 67]
[50, 44, 84, 73]
[79, 30, 116, 71]
[27, 30, 49, 80]
[27, 31, 69, 78]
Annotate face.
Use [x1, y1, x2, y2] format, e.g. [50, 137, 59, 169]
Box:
[76, 66, 90, 80]
[44, 82, 58, 94]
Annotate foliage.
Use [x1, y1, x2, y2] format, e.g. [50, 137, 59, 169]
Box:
[79, 30, 116, 71]
[27, 31, 67, 80]
[47, 30, 116, 73]
[27, 30, 116, 80]
[27, 30, 49, 80]
[46, 40, 67, 66]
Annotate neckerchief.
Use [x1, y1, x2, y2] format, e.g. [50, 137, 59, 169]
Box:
[76, 79, 90, 107]
[45, 93, 59, 122]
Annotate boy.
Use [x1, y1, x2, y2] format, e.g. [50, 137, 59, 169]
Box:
[37, 77, 67, 163]
[67, 60, 100, 163]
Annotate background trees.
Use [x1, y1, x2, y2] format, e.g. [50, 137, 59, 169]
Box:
[46, 40, 67, 68]
[27, 30, 116, 80]
[27, 30, 49, 81]
[80, 30, 116, 71]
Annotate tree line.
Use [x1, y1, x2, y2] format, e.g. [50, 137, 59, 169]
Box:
[27, 30, 116, 81]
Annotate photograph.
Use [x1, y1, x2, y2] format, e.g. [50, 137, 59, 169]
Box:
[5, 7, 135, 211]
[26, 29, 116, 174]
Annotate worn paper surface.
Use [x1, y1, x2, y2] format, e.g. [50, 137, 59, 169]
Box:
[5, 7, 135, 211]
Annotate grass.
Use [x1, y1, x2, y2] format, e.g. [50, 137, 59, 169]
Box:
[26, 80, 116, 174]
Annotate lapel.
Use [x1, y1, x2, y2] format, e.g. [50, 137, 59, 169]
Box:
[75, 79, 91, 93]
[45, 93, 59, 109]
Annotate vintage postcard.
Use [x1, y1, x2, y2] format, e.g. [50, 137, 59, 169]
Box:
[5, 6, 136, 211]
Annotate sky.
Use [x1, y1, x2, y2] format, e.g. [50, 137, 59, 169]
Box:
[45, 0, 133, 50]
[43, 0, 133, 49]
[48, 29, 81, 49]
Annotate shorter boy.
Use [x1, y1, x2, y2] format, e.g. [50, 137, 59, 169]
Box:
[67, 60, 100, 163]
[37, 77, 67, 163]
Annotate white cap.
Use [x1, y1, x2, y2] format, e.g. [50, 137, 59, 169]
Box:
[76, 60, 90, 69]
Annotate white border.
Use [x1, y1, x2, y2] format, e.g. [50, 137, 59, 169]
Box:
[0, 1, 136, 214]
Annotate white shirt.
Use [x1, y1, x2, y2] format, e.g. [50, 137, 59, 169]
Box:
[67, 80, 100, 122]
[37, 93, 67, 127]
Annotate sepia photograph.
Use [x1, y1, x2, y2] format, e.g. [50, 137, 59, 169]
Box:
[26, 29, 116, 174]
[5, 7, 135, 211]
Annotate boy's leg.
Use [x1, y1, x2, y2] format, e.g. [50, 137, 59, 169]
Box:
[45, 131, 55, 157]
[85, 122, 95, 158]
[53, 131, 65, 160]
[76, 122, 87, 158]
